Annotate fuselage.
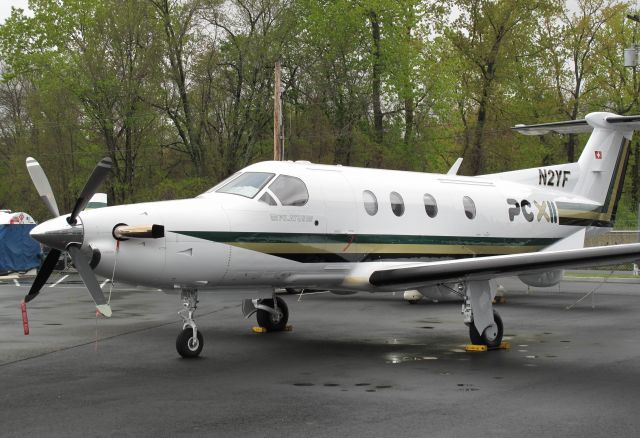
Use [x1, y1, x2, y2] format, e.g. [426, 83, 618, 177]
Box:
[73, 160, 593, 291]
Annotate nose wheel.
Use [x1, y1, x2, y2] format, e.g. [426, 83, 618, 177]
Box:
[176, 288, 203, 358]
[176, 327, 203, 358]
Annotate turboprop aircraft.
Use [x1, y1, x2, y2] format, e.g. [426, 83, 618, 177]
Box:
[22, 111, 640, 358]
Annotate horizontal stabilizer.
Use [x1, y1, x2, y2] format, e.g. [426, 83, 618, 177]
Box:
[513, 119, 591, 135]
[513, 113, 640, 136]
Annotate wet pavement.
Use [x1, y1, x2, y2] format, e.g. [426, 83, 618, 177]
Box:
[1, 275, 640, 437]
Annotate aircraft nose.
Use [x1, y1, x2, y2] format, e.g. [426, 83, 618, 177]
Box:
[30, 215, 84, 250]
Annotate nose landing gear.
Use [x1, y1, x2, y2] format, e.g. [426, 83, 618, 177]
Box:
[176, 288, 203, 358]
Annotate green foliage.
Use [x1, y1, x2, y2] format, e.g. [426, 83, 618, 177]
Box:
[0, 0, 638, 228]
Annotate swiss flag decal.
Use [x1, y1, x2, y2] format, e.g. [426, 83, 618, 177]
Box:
[595, 150, 602, 159]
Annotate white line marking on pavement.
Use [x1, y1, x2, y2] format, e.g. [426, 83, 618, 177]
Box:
[50, 275, 69, 288]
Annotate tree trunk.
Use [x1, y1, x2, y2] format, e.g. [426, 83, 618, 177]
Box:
[404, 96, 414, 145]
[369, 10, 383, 165]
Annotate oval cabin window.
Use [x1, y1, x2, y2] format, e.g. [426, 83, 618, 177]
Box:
[463, 196, 476, 219]
[423, 194, 438, 218]
[390, 192, 405, 217]
[363, 190, 378, 216]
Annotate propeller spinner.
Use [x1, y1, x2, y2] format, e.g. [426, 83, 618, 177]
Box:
[25, 157, 113, 317]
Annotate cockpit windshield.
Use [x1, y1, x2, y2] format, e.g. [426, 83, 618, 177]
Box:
[215, 172, 275, 198]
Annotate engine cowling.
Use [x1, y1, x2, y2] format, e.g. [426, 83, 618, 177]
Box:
[518, 270, 563, 287]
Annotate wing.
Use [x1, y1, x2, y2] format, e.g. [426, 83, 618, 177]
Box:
[368, 244, 640, 290]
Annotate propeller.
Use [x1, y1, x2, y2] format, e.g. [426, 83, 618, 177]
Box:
[68, 157, 113, 225]
[26, 157, 60, 217]
[25, 156, 113, 317]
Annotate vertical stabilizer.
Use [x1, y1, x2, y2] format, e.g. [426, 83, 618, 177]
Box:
[558, 113, 631, 227]
[502, 112, 636, 227]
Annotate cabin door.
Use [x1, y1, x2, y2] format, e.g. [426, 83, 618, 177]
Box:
[307, 168, 358, 262]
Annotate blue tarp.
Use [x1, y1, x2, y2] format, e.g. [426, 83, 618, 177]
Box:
[0, 224, 42, 274]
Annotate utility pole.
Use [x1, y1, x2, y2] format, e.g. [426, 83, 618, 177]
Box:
[273, 61, 284, 161]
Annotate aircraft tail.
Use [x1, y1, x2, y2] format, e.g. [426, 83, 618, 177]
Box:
[493, 112, 637, 227]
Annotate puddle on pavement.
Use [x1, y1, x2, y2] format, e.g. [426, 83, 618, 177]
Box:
[385, 353, 438, 364]
[457, 383, 479, 392]
[323, 383, 339, 387]
[355, 383, 370, 386]
[293, 383, 314, 387]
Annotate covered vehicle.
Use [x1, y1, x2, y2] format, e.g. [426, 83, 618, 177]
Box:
[0, 210, 42, 275]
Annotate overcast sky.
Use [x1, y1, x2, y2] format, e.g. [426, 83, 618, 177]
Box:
[0, 0, 30, 24]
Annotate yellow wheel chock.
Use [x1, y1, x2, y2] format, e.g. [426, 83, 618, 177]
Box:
[464, 341, 510, 352]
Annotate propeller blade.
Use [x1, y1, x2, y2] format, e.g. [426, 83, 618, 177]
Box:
[67, 245, 112, 317]
[26, 157, 60, 217]
[24, 249, 62, 303]
[68, 157, 112, 225]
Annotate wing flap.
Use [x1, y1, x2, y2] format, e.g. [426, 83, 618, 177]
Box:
[369, 244, 640, 289]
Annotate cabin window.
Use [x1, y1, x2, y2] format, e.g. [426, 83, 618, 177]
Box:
[463, 196, 476, 219]
[269, 175, 309, 206]
[423, 194, 438, 218]
[216, 172, 274, 198]
[258, 192, 277, 206]
[363, 190, 378, 216]
[390, 192, 405, 217]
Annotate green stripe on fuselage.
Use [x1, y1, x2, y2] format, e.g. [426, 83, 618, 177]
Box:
[172, 231, 557, 260]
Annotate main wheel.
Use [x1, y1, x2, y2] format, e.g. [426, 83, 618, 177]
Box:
[256, 296, 289, 331]
[469, 310, 503, 348]
[176, 328, 204, 358]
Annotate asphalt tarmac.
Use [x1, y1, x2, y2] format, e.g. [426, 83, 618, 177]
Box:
[2, 274, 640, 437]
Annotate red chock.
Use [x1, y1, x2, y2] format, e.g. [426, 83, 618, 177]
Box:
[20, 300, 29, 335]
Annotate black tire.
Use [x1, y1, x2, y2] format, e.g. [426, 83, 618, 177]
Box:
[256, 296, 289, 331]
[176, 328, 203, 358]
[407, 299, 419, 305]
[468, 310, 503, 348]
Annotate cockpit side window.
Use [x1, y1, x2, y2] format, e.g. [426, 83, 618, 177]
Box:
[268, 175, 309, 206]
[258, 192, 277, 206]
[215, 172, 275, 198]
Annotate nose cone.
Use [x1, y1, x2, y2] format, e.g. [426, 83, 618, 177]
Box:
[31, 215, 84, 250]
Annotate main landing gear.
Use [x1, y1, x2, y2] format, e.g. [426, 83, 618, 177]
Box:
[459, 280, 504, 348]
[176, 288, 203, 358]
[242, 293, 289, 332]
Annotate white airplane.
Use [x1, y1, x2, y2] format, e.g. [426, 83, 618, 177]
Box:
[22, 112, 640, 358]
